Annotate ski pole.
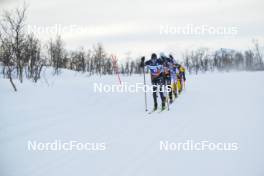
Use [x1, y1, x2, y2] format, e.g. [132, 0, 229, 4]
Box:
[142, 66, 148, 111]
[165, 78, 170, 111]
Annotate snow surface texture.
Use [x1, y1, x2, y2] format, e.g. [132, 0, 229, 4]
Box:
[0, 70, 264, 176]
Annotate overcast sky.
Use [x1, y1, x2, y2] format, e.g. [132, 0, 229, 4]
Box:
[1, 0, 264, 58]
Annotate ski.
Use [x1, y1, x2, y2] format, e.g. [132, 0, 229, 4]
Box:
[148, 109, 157, 114]
[158, 109, 165, 113]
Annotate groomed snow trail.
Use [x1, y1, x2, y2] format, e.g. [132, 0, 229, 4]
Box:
[0, 70, 264, 176]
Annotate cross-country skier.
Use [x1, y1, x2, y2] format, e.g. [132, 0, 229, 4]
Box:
[141, 53, 166, 111]
[160, 53, 174, 104]
[175, 63, 186, 93]
[169, 54, 179, 98]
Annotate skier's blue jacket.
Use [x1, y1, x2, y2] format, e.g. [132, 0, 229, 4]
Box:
[144, 59, 164, 80]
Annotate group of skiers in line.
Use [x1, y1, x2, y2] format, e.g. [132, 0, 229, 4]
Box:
[141, 53, 186, 111]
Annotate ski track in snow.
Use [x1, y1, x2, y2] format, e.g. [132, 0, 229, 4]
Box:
[0, 70, 264, 176]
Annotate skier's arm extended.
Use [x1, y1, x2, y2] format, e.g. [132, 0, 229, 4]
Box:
[140, 57, 149, 74]
[140, 56, 153, 67]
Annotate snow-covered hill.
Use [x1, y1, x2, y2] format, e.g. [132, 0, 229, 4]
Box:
[0, 70, 264, 176]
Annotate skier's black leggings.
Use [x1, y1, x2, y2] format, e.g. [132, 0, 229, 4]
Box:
[152, 78, 165, 105]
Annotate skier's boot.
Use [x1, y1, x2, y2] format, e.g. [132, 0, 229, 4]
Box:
[174, 91, 178, 98]
[169, 98, 173, 104]
[179, 88, 182, 94]
[153, 103, 158, 111]
[161, 100, 166, 111]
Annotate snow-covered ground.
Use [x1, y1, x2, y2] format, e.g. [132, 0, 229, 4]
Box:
[0, 70, 264, 176]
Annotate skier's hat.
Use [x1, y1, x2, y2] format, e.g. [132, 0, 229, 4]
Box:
[151, 53, 157, 59]
[160, 52, 166, 58]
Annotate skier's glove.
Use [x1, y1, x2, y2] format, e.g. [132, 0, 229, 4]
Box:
[140, 56, 145, 67]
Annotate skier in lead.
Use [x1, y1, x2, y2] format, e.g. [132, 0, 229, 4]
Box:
[141, 53, 166, 111]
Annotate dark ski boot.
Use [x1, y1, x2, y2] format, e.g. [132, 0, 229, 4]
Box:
[153, 103, 158, 111]
[174, 91, 178, 98]
[161, 100, 166, 111]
